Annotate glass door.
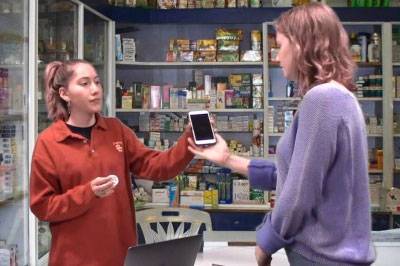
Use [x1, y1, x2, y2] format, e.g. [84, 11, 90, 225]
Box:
[36, 0, 79, 262]
[0, 0, 30, 265]
[37, 0, 79, 132]
[84, 7, 113, 116]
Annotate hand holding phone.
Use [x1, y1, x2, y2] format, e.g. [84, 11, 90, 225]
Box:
[188, 110, 216, 146]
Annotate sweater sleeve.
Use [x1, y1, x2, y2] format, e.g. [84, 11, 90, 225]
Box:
[122, 122, 194, 180]
[30, 137, 97, 222]
[256, 89, 339, 254]
[248, 159, 277, 190]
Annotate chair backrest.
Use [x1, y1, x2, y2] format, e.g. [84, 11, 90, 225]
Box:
[135, 207, 212, 244]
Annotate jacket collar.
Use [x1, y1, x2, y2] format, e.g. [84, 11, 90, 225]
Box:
[54, 113, 107, 142]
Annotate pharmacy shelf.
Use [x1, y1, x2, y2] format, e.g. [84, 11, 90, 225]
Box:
[357, 97, 383, 101]
[268, 62, 382, 68]
[142, 202, 270, 211]
[393, 98, 400, 102]
[356, 62, 382, 67]
[97, 6, 400, 24]
[116, 61, 263, 67]
[394, 134, 400, 138]
[268, 97, 301, 101]
[393, 63, 400, 67]
[268, 133, 283, 137]
[209, 203, 270, 211]
[116, 108, 265, 113]
[0, 112, 24, 120]
[367, 134, 383, 137]
[369, 169, 383, 174]
[193, 155, 263, 160]
[267, 96, 382, 102]
[0, 64, 24, 69]
[138, 130, 253, 133]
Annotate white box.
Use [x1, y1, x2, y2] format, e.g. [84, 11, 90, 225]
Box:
[180, 190, 204, 206]
[204, 75, 211, 96]
[233, 179, 250, 203]
[152, 188, 169, 203]
[150, 85, 161, 109]
[122, 38, 136, 62]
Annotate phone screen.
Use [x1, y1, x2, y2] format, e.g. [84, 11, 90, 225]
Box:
[190, 114, 214, 141]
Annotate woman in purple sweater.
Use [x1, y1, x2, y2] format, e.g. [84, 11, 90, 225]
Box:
[188, 3, 375, 266]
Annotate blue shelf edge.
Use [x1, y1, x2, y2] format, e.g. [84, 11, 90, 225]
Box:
[97, 7, 400, 24]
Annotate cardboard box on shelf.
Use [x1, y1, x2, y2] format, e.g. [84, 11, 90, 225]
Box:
[180, 190, 204, 206]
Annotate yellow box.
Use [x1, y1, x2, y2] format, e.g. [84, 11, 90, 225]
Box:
[204, 190, 213, 204]
[196, 39, 217, 51]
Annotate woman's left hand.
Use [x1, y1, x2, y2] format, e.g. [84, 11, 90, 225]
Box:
[255, 246, 272, 266]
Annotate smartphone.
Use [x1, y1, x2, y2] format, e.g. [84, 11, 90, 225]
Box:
[188, 110, 216, 145]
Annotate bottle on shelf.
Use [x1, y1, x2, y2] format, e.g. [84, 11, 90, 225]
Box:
[285, 80, 296, 98]
[357, 32, 369, 63]
[350, 32, 361, 62]
[121, 84, 133, 109]
[115, 80, 123, 109]
[368, 32, 381, 63]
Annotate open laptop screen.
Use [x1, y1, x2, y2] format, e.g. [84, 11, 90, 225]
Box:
[124, 235, 202, 266]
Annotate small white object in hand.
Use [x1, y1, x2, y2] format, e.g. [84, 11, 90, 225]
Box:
[109, 175, 119, 187]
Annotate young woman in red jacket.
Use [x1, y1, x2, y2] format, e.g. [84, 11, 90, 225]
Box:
[30, 59, 193, 265]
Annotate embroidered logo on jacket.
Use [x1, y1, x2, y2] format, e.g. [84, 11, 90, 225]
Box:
[113, 141, 123, 152]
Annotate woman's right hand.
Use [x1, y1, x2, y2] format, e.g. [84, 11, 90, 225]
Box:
[187, 133, 230, 167]
[91, 176, 115, 198]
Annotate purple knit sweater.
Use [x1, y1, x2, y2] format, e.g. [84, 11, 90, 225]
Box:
[248, 83, 376, 265]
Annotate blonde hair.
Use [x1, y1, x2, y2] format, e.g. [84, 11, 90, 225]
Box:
[274, 3, 356, 95]
[44, 59, 92, 121]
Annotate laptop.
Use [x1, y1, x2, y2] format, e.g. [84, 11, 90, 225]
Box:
[124, 234, 202, 266]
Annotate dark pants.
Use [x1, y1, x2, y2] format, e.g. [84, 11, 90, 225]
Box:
[285, 248, 322, 266]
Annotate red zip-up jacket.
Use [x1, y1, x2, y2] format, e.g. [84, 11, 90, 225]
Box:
[30, 115, 194, 266]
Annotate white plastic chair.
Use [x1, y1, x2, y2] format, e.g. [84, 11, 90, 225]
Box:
[136, 207, 212, 244]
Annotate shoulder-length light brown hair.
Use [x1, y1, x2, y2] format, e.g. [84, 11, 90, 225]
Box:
[44, 59, 91, 121]
[274, 3, 356, 96]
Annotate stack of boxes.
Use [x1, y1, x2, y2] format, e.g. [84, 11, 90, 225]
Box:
[232, 179, 250, 203]
[110, 0, 262, 8]
[227, 73, 252, 108]
[251, 118, 263, 157]
[365, 115, 383, 135]
[167, 28, 255, 62]
[216, 28, 242, 62]
[354, 75, 383, 98]
[252, 73, 263, 109]
[117, 72, 262, 110]
[227, 139, 250, 157]
[115, 34, 136, 62]
[394, 111, 400, 134]
[369, 175, 383, 209]
[215, 115, 258, 132]
[241, 30, 262, 62]
[196, 39, 217, 62]
[0, 122, 16, 202]
[267, 106, 274, 134]
[167, 39, 217, 62]
[394, 26, 400, 63]
[392, 75, 400, 98]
